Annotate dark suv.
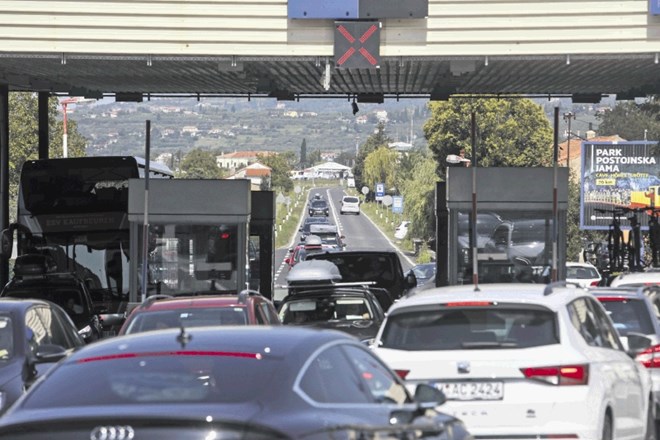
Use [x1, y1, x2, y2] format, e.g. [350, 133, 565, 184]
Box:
[308, 200, 329, 216]
[1, 254, 104, 342]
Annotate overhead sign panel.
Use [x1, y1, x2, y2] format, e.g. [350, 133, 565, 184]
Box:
[580, 141, 660, 229]
[289, 0, 428, 19]
[359, 0, 428, 18]
[334, 21, 380, 69]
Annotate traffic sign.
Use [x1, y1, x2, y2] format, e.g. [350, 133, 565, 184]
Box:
[382, 195, 393, 207]
[376, 183, 385, 197]
[276, 193, 286, 205]
[334, 21, 380, 69]
[392, 196, 403, 214]
[361, 186, 369, 195]
[294, 185, 302, 194]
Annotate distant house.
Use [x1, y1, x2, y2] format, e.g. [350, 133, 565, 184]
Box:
[388, 141, 413, 153]
[216, 151, 277, 171]
[558, 133, 625, 177]
[181, 126, 199, 136]
[227, 162, 272, 189]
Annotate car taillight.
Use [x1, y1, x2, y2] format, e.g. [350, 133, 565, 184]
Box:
[394, 369, 410, 379]
[636, 344, 660, 368]
[520, 364, 588, 385]
[590, 280, 600, 286]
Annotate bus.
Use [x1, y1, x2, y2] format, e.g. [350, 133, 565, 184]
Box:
[3, 156, 173, 313]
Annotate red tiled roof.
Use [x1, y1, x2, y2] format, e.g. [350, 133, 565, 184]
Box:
[558, 135, 626, 162]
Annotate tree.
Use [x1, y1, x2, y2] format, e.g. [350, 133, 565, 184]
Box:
[8, 93, 88, 221]
[299, 138, 307, 168]
[354, 122, 391, 189]
[400, 156, 440, 241]
[597, 101, 660, 142]
[424, 98, 553, 176]
[363, 147, 398, 191]
[307, 148, 322, 166]
[176, 149, 224, 178]
[258, 152, 295, 192]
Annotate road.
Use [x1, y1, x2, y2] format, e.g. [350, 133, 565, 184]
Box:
[273, 186, 416, 300]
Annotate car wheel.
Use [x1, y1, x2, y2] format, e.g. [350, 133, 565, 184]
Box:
[602, 413, 613, 440]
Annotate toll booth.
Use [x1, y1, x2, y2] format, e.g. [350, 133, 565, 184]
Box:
[437, 167, 568, 286]
[249, 191, 275, 299]
[128, 179, 251, 302]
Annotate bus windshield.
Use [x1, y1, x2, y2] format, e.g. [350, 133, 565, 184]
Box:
[15, 156, 173, 305]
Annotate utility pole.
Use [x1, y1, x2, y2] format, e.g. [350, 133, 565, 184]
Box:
[59, 97, 95, 158]
[563, 112, 575, 168]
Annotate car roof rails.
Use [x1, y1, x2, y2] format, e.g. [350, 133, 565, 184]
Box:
[141, 294, 174, 308]
[543, 280, 581, 296]
[13, 253, 58, 278]
[237, 289, 262, 304]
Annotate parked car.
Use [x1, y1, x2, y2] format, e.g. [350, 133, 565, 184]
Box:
[306, 250, 417, 301]
[394, 221, 411, 240]
[566, 262, 602, 287]
[1, 254, 105, 342]
[0, 298, 84, 414]
[0, 327, 471, 440]
[119, 290, 280, 335]
[308, 199, 329, 217]
[373, 282, 655, 440]
[340, 195, 361, 215]
[590, 286, 660, 423]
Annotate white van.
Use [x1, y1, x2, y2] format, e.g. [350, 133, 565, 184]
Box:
[340, 195, 360, 215]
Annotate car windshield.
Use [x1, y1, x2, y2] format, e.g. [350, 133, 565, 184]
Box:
[598, 298, 655, 336]
[412, 264, 435, 279]
[21, 350, 278, 408]
[125, 307, 249, 334]
[0, 316, 13, 360]
[567, 266, 599, 279]
[280, 297, 373, 324]
[380, 306, 558, 350]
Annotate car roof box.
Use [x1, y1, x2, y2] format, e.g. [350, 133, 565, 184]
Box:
[286, 260, 342, 285]
[13, 253, 57, 277]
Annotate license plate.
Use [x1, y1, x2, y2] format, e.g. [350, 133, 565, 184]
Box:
[437, 381, 504, 401]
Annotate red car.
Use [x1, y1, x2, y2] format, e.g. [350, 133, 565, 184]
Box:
[118, 291, 281, 335]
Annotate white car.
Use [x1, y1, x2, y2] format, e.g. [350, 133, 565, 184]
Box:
[566, 262, 602, 287]
[373, 283, 654, 440]
[610, 270, 660, 288]
[340, 195, 360, 215]
[394, 221, 410, 240]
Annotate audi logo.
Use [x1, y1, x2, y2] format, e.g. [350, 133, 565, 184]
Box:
[90, 426, 135, 440]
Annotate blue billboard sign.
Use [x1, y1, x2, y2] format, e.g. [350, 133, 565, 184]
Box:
[375, 183, 385, 197]
[651, 0, 660, 14]
[289, 0, 428, 19]
[392, 196, 403, 214]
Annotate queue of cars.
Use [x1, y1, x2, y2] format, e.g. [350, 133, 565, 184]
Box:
[1, 187, 660, 438]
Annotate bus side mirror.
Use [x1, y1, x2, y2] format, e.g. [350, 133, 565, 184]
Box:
[0, 228, 12, 259]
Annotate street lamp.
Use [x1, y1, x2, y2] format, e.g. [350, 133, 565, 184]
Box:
[59, 97, 94, 158]
[563, 112, 576, 167]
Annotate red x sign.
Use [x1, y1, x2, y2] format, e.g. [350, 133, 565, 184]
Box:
[334, 21, 380, 69]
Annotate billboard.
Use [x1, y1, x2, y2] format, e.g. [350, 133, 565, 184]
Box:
[580, 141, 660, 229]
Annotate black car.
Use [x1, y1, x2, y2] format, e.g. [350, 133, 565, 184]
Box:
[0, 327, 471, 440]
[308, 199, 329, 217]
[1, 254, 104, 342]
[278, 288, 386, 341]
[0, 298, 84, 414]
[306, 250, 417, 301]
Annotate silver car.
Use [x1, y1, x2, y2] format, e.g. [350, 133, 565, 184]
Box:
[590, 286, 660, 422]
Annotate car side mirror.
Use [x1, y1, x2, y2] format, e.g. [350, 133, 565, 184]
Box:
[100, 312, 126, 328]
[284, 257, 291, 264]
[414, 383, 446, 406]
[626, 332, 653, 356]
[405, 272, 417, 288]
[34, 343, 68, 364]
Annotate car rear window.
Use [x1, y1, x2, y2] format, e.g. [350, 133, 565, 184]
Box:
[311, 201, 327, 208]
[597, 298, 655, 336]
[21, 351, 278, 408]
[280, 297, 373, 324]
[567, 266, 599, 279]
[380, 306, 558, 350]
[125, 307, 248, 334]
[343, 197, 359, 204]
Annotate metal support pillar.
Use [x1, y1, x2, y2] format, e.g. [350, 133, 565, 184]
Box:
[435, 181, 448, 287]
[0, 85, 9, 286]
[38, 92, 49, 159]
